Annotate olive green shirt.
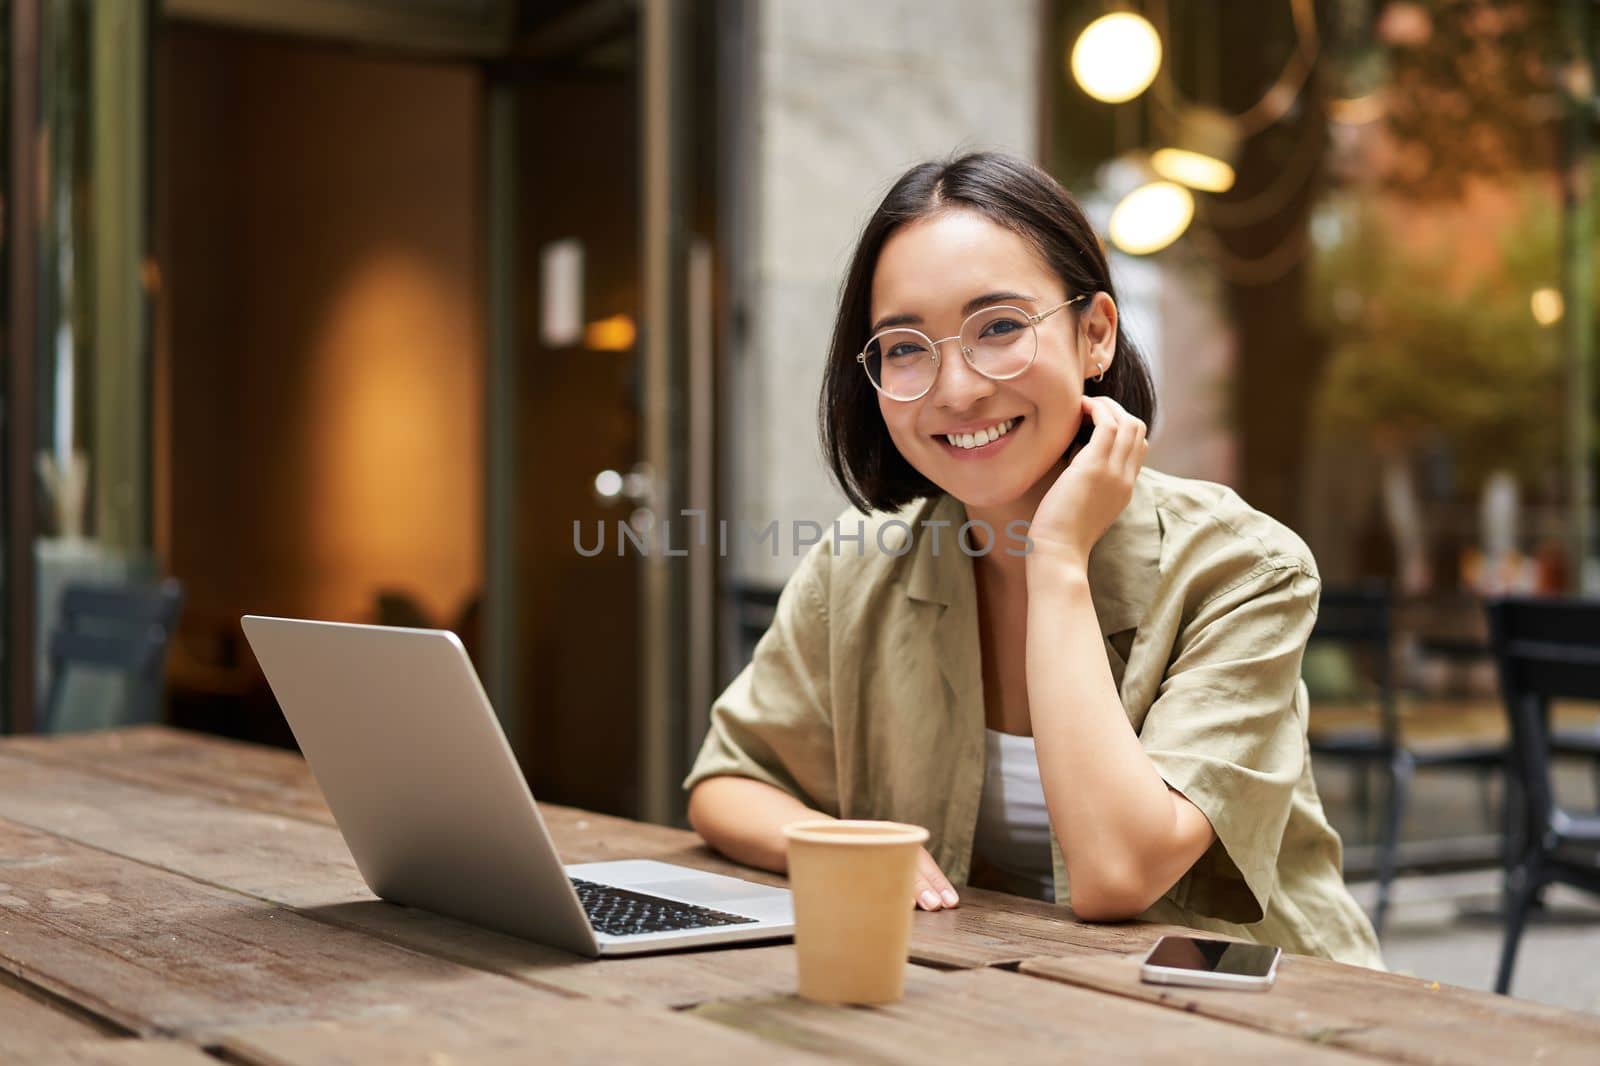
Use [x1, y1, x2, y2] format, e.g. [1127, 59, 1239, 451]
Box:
[685, 468, 1385, 969]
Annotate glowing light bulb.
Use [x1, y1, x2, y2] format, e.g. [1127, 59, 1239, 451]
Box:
[1150, 148, 1236, 193]
[1070, 13, 1163, 104]
[1108, 181, 1194, 255]
[584, 314, 636, 351]
[1150, 106, 1239, 193]
[1530, 287, 1564, 326]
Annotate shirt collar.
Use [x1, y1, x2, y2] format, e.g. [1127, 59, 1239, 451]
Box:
[905, 471, 1161, 637]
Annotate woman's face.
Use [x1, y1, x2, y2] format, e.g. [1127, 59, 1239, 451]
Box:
[868, 207, 1117, 511]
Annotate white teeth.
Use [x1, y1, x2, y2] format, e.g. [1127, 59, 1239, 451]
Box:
[945, 418, 1015, 450]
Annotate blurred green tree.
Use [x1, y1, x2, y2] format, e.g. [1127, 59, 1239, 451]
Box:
[1309, 190, 1566, 492]
[1308, 0, 1580, 497]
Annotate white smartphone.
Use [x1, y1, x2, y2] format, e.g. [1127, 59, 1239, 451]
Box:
[1139, 935, 1281, 991]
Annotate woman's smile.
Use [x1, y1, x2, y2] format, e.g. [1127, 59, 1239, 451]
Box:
[933, 415, 1025, 460]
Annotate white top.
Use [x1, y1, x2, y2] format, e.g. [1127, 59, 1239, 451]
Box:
[971, 728, 1055, 902]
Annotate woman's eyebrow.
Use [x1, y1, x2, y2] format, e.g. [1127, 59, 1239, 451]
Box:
[870, 291, 1038, 334]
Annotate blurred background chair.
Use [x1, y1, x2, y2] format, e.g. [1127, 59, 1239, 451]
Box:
[1485, 597, 1600, 995]
[1306, 584, 1506, 938]
[41, 579, 185, 733]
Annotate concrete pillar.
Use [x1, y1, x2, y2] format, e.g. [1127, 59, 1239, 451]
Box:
[731, 0, 1042, 588]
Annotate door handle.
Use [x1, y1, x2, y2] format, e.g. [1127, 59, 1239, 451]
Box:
[592, 462, 657, 509]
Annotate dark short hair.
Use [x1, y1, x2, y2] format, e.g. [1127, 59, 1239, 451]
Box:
[819, 151, 1157, 514]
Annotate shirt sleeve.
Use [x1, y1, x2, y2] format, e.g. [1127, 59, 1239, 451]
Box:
[1138, 559, 1318, 925]
[681, 540, 839, 814]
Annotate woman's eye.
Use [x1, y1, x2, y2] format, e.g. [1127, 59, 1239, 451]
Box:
[981, 318, 1025, 338]
[886, 343, 926, 361]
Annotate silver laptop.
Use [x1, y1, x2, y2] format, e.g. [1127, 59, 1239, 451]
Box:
[241, 615, 794, 957]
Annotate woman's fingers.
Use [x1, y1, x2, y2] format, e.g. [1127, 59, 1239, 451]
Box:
[1126, 426, 1150, 480]
[1075, 395, 1121, 466]
[913, 847, 960, 910]
[1084, 394, 1146, 482]
[1110, 409, 1146, 475]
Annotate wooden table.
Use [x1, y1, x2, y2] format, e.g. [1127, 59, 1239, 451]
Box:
[0, 727, 1595, 1064]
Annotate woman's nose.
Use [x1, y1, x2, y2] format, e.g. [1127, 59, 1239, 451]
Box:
[929, 340, 995, 409]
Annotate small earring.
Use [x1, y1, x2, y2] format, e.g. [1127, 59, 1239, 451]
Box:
[1094, 361, 1106, 383]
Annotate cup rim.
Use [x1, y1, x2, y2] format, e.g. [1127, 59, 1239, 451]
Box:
[782, 818, 930, 846]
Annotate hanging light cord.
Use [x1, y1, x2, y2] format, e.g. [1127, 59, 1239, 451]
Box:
[1151, 0, 1321, 138]
[1187, 206, 1314, 287]
[1198, 108, 1326, 227]
[1139, 0, 1324, 283]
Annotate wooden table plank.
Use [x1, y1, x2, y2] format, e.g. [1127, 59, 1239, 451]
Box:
[0, 818, 567, 1038]
[0, 727, 334, 826]
[288, 897, 811, 1008]
[13, 1041, 221, 1066]
[0, 749, 367, 907]
[1020, 952, 1600, 1066]
[0, 969, 122, 1060]
[0, 727, 715, 856]
[0, 751, 811, 1008]
[0, 725, 746, 873]
[0, 812, 866, 1063]
[690, 965, 1367, 1065]
[4, 727, 1596, 1064]
[214, 997, 834, 1066]
[878, 877, 1180, 969]
[0, 728, 778, 878]
[0, 741, 1172, 979]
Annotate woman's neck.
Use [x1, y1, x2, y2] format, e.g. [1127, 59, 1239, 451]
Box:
[962, 457, 1069, 580]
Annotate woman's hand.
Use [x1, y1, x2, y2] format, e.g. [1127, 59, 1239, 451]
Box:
[914, 847, 961, 910]
[1026, 395, 1149, 571]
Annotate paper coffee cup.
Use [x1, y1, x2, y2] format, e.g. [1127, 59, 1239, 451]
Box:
[782, 819, 930, 1005]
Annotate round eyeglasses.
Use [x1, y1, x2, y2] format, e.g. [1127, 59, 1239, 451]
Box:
[856, 295, 1087, 401]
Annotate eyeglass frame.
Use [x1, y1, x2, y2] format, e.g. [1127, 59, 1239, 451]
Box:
[855, 293, 1089, 402]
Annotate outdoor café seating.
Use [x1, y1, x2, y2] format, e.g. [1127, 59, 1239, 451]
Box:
[1485, 596, 1600, 994]
[1306, 585, 1507, 938]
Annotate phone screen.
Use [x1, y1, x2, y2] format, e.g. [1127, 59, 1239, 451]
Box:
[1145, 936, 1280, 978]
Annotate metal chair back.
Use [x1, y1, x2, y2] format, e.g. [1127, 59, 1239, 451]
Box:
[1310, 583, 1399, 745]
[1484, 596, 1600, 851]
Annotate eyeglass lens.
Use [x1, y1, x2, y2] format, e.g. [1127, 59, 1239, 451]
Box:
[862, 306, 1038, 400]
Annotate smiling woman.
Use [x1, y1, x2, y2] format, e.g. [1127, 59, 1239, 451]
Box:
[684, 152, 1385, 970]
[823, 155, 1156, 517]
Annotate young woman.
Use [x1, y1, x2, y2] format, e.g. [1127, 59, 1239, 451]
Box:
[685, 152, 1383, 968]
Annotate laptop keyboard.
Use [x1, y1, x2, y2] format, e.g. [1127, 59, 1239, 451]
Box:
[569, 877, 759, 938]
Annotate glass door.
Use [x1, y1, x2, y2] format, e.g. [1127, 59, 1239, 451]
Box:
[485, 0, 716, 823]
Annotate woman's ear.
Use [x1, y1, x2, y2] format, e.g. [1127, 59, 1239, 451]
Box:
[1079, 292, 1119, 380]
